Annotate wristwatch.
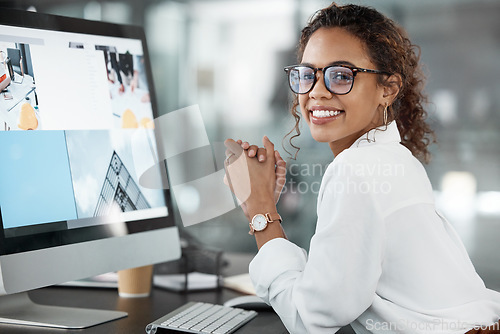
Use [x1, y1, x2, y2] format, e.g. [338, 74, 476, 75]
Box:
[249, 212, 282, 235]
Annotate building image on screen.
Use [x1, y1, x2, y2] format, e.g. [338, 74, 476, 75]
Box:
[64, 129, 167, 229]
[95, 151, 151, 215]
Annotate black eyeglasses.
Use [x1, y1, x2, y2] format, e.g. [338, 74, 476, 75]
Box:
[284, 64, 390, 95]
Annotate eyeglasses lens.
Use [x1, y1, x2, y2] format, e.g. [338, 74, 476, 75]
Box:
[288, 66, 354, 95]
[289, 66, 315, 94]
[325, 67, 354, 95]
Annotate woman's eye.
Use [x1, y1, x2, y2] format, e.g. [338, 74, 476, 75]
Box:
[332, 73, 352, 82]
[300, 73, 315, 81]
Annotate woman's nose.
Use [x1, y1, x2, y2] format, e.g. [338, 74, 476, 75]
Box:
[309, 71, 333, 99]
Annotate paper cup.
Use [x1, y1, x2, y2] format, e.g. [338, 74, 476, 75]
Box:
[117, 265, 153, 298]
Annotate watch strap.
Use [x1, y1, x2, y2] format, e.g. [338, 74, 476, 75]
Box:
[264, 212, 282, 224]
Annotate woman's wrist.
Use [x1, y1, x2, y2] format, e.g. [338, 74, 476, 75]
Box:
[245, 200, 277, 222]
[244, 200, 285, 249]
[253, 222, 286, 249]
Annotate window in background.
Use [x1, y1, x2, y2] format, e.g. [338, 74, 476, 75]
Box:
[145, 1, 187, 116]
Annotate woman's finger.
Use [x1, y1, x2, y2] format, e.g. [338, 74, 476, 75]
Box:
[224, 138, 244, 157]
[275, 150, 287, 202]
[275, 150, 286, 169]
[224, 139, 245, 166]
[237, 139, 250, 150]
[257, 147, 267, 162]
[247, 145, 259, 157]
[225, 148, 238, 164]
[263, 136, 275, 161]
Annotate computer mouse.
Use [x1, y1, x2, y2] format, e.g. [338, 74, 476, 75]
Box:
[223, 295, 273, 310]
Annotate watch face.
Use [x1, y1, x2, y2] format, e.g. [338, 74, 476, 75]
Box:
[252, 214, 268, 232]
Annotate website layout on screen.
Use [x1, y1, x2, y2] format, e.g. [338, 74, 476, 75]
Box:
[0, 24, 167, 237]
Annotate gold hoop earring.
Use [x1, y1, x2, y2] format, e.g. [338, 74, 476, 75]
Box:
[383, 103, 388, 126]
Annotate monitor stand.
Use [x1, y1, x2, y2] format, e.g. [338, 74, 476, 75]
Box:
[0, 292, 127, 329]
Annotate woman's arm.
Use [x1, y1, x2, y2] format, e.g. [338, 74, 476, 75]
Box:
[224, 136, 287, 249]
[249, 156, 386, 333]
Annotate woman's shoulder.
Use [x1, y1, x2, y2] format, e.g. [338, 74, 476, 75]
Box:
[327, 141, 418, 177]
[322, 142, 435, 214]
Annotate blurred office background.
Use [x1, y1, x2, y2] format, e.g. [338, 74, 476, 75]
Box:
[3, 0, 499, 290]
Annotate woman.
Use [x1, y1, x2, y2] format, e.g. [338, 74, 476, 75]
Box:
[224, 3, 500, 334]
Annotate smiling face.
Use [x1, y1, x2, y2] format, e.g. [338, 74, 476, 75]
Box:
[299, 27, 387, 156]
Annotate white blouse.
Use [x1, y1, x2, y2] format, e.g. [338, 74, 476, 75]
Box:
[249, 122, 500, 334]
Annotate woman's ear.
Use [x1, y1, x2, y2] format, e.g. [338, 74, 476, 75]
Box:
[383, 74, 402, 104]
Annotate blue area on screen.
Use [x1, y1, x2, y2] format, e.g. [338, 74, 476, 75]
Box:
[0, 131, 77, 229]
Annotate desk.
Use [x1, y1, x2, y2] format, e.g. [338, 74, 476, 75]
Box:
[0, 251, 289, 334]
[0, 286, 288, 334]
[0, 74, 36, 130]
[0, 252, 355, 334]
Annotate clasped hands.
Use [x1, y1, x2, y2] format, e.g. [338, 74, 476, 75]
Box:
[223, 136, 286, 220]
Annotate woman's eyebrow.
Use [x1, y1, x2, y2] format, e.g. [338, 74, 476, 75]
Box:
[329, 60, 357, 67]
[299, 60, 358, 67]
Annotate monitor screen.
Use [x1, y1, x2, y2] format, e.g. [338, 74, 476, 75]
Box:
[0, 10, 175, 256]
[0, 9, 180, 329]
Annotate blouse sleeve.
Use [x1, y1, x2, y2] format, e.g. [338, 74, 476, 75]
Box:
[249, 154, 386, 334]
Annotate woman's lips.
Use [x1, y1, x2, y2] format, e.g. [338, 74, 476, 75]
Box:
[310, 109, 345, 125]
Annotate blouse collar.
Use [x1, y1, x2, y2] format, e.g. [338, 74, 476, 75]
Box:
[350, 121, 401, 148]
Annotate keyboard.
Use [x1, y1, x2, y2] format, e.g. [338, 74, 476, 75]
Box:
[145, 302, 258, 334]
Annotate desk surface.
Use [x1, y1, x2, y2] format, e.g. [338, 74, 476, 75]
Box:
[0, 74, 36, 130]
[0, 252, 356, 334]
[0, 252, 288, 334]
[0, 286, 288, 334]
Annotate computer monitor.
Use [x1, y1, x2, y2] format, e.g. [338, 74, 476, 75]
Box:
[6, 48, 22, 75]
[0, 8, 181, 329]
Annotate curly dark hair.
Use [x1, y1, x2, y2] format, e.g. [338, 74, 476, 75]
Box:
[285, 2, 435, 163]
